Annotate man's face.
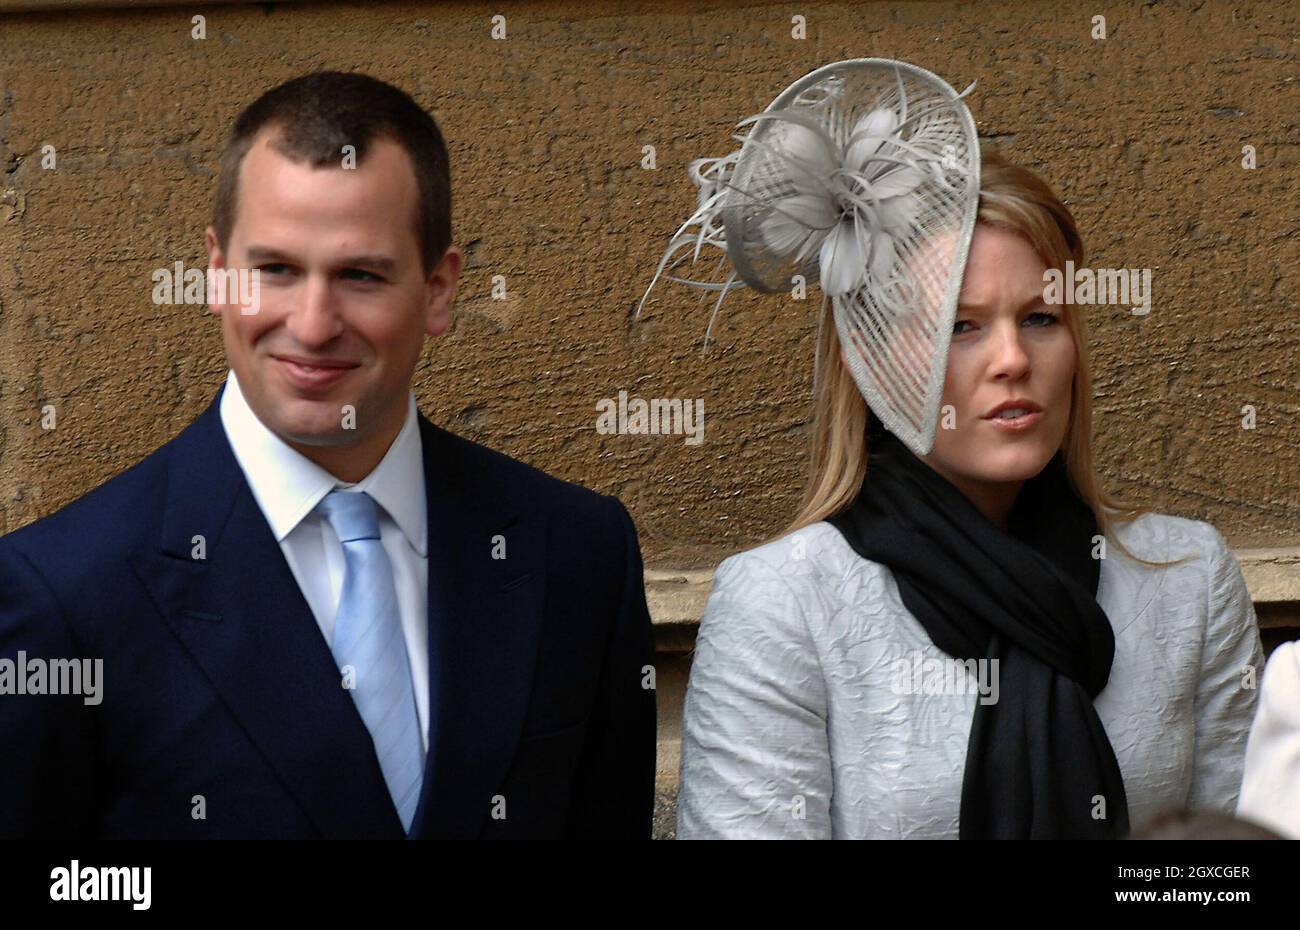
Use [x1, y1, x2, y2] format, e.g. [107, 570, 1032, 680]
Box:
[205, 131, 459, 455]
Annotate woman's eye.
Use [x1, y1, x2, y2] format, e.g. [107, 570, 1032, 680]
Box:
[953, 312, 1059, 335]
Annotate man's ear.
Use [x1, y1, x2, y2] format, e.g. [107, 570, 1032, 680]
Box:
[204, 226, 224, 318]
[425, 244, 464, 339]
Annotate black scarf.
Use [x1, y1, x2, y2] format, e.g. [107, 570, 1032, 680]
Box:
[828, 422, 1130, 839]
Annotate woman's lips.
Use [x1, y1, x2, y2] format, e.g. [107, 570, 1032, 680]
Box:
[274, 357, 356, 391]
[984, 410, 1043, 432]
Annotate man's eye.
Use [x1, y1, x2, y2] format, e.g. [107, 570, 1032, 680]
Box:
[342, 269, 383, 283]
[258, 263, 290, 275]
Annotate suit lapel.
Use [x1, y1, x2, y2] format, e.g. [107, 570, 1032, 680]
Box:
[128, 388, 404, 838]
[129, 387, 550, 839]
[408, 416, 548, 839]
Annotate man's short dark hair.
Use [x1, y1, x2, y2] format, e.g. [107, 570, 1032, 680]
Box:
[212, 71, 451, 274]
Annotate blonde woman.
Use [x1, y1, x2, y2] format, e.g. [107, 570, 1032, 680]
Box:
[654, 61, 1264, 839]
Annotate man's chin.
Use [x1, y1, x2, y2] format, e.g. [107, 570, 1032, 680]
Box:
[271, 419, 361, 448]
[264, 403, 359, 448]
[241, 387, 335, 440]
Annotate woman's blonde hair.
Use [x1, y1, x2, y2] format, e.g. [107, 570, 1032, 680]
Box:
[782, 148, 1181, 567]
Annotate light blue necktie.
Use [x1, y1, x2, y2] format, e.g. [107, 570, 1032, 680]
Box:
[317, 489, 424, 833]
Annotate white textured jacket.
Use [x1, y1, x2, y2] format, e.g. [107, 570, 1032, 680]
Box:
[677, 513, 1264, 839]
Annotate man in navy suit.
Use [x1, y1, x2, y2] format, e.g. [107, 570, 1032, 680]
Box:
[0, 72, 656, 838]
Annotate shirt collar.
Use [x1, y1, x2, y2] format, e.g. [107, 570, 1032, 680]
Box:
[218, 368, 427, 557]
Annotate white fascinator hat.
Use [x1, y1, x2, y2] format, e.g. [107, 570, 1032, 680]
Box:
[639, 59, 981, 456]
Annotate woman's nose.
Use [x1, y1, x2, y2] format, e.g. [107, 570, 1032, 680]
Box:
[989, 324, 1032, 379]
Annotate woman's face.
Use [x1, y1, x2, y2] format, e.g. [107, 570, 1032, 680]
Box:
[920, 224, 1077, 527]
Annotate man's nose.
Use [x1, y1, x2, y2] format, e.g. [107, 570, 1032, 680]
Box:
[285, 275, 344, 347]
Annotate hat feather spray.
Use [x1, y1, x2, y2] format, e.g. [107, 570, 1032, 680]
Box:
[638, 59, 981, 456]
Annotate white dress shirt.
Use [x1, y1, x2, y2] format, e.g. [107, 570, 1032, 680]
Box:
[1237, 641, 1300, 838]
[678, 513, 1264, 838]
[218, 368, 430, 753]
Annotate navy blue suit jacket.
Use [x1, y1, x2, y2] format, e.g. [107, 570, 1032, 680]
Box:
[0, 385, 656, 838]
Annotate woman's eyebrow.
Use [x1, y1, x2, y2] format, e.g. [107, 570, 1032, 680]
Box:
[957, 294, 1049, 312]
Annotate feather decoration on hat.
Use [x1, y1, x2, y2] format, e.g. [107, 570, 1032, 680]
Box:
[638, 59, 981, 456]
